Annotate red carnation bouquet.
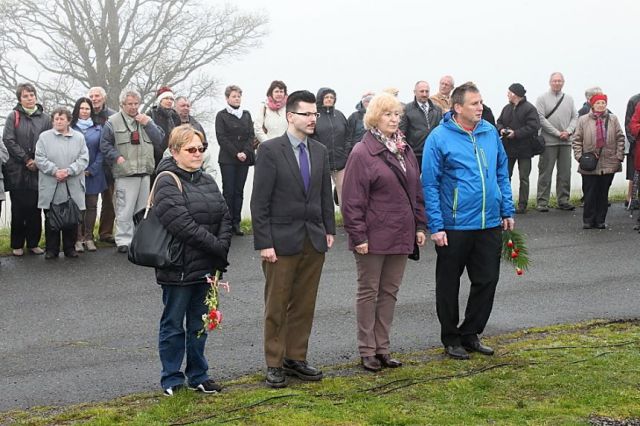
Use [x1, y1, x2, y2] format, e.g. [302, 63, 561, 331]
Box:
[502, 230, 529, 276]
[197, 271, 230, 338]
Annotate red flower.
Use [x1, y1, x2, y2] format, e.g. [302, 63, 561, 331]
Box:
[516, 268, 524, 276]
[511, 251, 518, 258]
[507, 240, 514, 248]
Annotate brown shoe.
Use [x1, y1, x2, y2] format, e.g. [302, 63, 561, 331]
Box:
[361, 356, 382, 372]
[375, 353, 402, 368]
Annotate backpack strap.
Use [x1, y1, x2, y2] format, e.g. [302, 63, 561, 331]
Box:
[14, 111, 20, 129]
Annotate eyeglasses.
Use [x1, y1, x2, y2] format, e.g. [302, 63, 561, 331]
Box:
[183, 145, 207, 154]
[290, 111, 320, 118]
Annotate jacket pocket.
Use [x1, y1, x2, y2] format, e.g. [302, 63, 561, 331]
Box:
[452, 187, 459, 222]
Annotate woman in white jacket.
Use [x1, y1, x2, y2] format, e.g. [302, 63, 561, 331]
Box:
[254, 80, 288, 144]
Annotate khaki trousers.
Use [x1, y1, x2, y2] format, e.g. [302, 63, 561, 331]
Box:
[355, 253, 408, 357]
[536, 145, 572, 207]
[262, 237, 325, 367]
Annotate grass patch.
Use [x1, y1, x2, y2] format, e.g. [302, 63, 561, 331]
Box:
[2, 319, 640, 425]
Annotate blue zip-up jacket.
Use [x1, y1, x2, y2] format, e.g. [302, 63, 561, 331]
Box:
[422, 112, 514, 234]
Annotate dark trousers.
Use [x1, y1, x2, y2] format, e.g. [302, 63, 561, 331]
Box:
[262, 237, 325, 367]
[434, 227, 501, 346]
[220, 164, 249, 226]
[582, 173, 614, 226]
[44, 209, 77, 255]
[79, 194, 99, 241]
[99, 179, 115, 240]
[9, 190, 42, 249]
[159, 284, 209, 389]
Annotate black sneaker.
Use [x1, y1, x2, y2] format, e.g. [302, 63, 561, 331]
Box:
[190, 379, 222, 394]
[117, 245, 128, 253]
[163, 384, 185, 396]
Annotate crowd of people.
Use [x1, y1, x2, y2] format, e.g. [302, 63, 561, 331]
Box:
[1, 73, 639, 396]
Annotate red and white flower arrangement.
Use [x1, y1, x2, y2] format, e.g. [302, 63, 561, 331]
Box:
[197, 271, 230, 338]
[502, 230, 529, 276]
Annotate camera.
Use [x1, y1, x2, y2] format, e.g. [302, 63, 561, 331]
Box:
[130, 130, 140, 145]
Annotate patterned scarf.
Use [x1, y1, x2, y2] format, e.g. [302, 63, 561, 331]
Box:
[370, 127, 407, 172]
[266, 95, 287, 111]
[593, 111, 606, 149]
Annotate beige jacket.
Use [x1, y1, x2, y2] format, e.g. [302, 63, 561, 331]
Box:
[571, 111, 625, 175]
[253, 103, 288, 143]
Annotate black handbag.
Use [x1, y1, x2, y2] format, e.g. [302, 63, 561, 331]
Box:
[47, 182, 82, 232]
[579, 151, 599, 172]
[531, 134, 546, 156]
[128, 171, 185, 269]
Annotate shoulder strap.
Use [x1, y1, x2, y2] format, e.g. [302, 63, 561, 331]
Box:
[144, 171, 183, 218]
[14, 111, 20, 128]
[545, 94, 565, 119]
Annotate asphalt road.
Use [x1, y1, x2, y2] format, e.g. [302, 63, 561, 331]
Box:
[1, 203, 639, 411]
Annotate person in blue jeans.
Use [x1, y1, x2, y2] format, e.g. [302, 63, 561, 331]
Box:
[152, 125, 232, 396]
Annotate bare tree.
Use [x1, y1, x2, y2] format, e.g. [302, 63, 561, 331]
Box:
[0, 0, 267, 119]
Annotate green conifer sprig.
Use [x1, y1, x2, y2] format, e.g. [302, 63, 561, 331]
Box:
[502, 229, 529, 274]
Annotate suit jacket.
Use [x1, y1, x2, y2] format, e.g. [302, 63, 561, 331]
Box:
[251, 133, 336, 256]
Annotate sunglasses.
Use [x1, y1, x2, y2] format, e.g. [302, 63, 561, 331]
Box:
[183, 145, 207, 154]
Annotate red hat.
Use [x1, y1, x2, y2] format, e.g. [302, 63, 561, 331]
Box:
[156, 86, 173, 97]
[589, 93, 607, 106]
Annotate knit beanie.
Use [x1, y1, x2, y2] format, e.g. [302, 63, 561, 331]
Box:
[156, 86, 174, 103]
[589, 93, 608, 105]
[508, 83, 526, 98]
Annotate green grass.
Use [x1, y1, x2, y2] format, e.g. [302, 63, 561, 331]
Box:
[2, 319, 639, 425]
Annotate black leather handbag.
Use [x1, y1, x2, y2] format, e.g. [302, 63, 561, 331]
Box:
[531, 134, 546, 156]
[47, 182, 82, 232]
[579, 152, 599, 172]
[128, 171, 185, 269]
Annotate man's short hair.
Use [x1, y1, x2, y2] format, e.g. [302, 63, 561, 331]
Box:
[119, 87, 141, 105]
[175, 96, 190, 104]
[549, 72, 564, 82]
[225, 85, 243, 98]
[51, 106, 72, 122]
[584, 86, 603, 100]
[16, 83, 37, 101]
[87, 86, 107, 98]
[450, 82, 480, 111]
[286, 90, 316, 113]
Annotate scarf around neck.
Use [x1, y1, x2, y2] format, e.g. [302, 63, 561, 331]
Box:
[266, 96, 287, 111]
[370, 127, 407, 172]
[76, 118, 94, 131]
[226, 104, 243, 119]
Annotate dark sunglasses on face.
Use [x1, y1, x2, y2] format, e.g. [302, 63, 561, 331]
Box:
[183, 145, 207, 154]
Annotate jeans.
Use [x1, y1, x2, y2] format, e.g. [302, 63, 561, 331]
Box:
[159, 284, 210, 389]
[220, 164, 249, 226]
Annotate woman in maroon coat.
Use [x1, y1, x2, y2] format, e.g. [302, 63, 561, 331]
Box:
[341, 93, 427, 372]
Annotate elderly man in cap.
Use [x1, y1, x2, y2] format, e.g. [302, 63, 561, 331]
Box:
[496, 83, 541, 213]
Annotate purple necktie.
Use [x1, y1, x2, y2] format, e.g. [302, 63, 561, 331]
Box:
[299, 142, 310, 192]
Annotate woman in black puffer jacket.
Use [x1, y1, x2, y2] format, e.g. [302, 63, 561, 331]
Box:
[152, 125, 232, 396]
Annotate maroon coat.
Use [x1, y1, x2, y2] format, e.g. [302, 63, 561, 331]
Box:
[341, 130, 427, 254]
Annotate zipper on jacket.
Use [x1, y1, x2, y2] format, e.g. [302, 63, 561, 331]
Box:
[471, 135, 486, 229]
[452, 187, 458, 222]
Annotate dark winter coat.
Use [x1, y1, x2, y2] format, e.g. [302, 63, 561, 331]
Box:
[341, 131, 426, 254]
[153, 157, 232, 286]
[496, 98, 541, 159]
[214, 109, 255, 165]
[314, 87, 349, 171]
[148, 105, 179, 166]
[399, 98, 442, 158]
[1, 104, 52, 191]
[346, 102, 367, 151]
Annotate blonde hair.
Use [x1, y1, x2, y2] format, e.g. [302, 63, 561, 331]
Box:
[363, 93, 402, 129]
[168, 124, 205, 152]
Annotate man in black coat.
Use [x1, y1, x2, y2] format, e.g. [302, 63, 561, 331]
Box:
[399, 80, 442, 167]
[496, 83, 541, 214]
[250, 90, 336, 389]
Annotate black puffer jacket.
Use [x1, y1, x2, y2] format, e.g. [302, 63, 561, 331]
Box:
[346, 101, 367, 152]
[215, 109, 255, 165]
[496, 98, 540, 159]
[153, 157, 232, 286]
[314, 87, 349, 170]
[148, 105, 179, 166]
[1, 104, 51, 191]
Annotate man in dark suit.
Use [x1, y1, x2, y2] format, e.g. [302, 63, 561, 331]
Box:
[251, 90, 336, 388]
[399, 80, 442, 167]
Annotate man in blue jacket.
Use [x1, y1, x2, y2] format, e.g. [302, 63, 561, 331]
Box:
[422, 82, 515, 360]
